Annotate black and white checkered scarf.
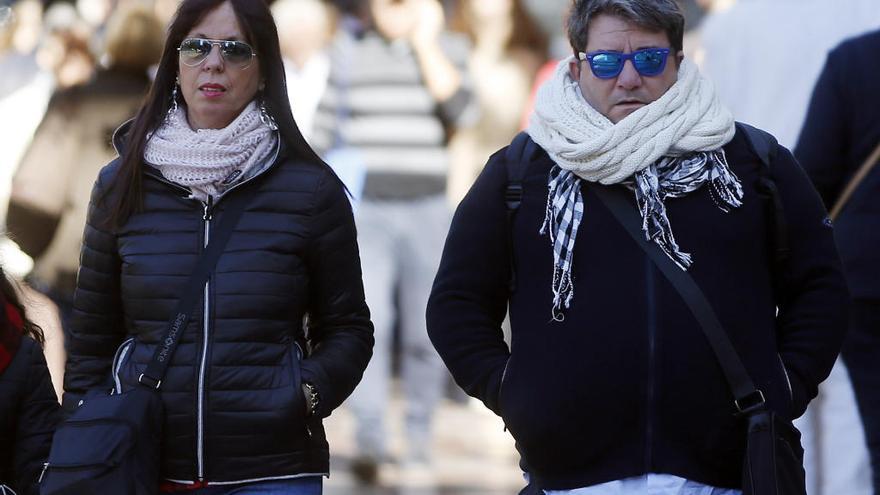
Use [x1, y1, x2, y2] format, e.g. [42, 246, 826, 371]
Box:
[540, 150, 743, 320]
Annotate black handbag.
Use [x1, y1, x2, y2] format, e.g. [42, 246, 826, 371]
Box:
[40, 189, 254, 495]
[593, 184, 807, 495]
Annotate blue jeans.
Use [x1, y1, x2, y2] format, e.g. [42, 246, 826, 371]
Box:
[187, 477, 322, 494]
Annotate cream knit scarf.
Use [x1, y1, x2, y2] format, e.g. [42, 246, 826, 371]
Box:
[528, 57, 735, 180]
[144, 101, 278, 201]
[528, 57, 740, 319]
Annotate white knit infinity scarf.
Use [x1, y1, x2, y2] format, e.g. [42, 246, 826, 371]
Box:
[527, 56, 735, 183]
[529, 57, 741, 320]
[144, 101, 279, 201]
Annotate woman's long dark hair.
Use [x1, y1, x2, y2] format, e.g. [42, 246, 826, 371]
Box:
[0, 268, 44, 344]
[105, 0, 328, 228]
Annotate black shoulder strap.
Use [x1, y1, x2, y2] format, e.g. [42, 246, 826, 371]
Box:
[504, 132, 536, 292]
[138, 188, 254, 389]
[736, 122, 777, 168]
[736, 122, 790, 270]
[593, 184, 766, 414]
[504, 131, 534, 210]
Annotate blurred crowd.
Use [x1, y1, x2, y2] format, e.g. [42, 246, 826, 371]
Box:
[0, 0, 879, 493]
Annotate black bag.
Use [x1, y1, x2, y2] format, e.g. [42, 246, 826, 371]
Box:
[40, 189, 254, 495]
[743, 409, 806, 495]
[39, 387, 162, 494]
[593, 182, 806, 495]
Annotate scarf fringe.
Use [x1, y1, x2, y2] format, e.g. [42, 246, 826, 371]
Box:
[540, 168, 583, 320]
[541, 150, 744, 320]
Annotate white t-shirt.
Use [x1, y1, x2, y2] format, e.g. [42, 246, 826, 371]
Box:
[542, 473, 741, 495]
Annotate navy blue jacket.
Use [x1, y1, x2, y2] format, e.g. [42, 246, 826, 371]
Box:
[427, 128, 848, 490]
[0, 337, 60, 495]
[795, 28, 880, 300]
[64, 126, 373, 483]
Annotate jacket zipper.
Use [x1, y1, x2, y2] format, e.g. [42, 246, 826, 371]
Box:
[141, 137, 278, 481]
[645, 257, 657, 471]
[197, 195, 213, 480]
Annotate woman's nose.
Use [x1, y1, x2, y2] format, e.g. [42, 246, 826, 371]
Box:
[202, 44, 224, 71]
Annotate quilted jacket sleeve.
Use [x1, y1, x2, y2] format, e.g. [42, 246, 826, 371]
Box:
[14, 338, 60, 495]
[301, 169, 374, 418]
[62, 169, 126, 413]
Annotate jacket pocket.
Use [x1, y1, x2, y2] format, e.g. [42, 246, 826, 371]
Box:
[778, 353, 794, 414]
[288, 342, 305, 416]
[497, 357, 511, 416]
[111, 337, 135, 395]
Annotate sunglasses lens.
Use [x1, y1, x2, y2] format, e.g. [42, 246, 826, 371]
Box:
[590, 53, 623, 79]
[633, 49, 667, 76]
[179, 39, 210, 65]
[222, 41, 254, 66]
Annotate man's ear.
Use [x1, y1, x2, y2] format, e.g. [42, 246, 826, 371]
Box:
[569, 58, 582, 81]
[676, 50, 684, 66]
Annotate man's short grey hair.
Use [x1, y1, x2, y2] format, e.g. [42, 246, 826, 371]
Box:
[566, 0, 685, 56]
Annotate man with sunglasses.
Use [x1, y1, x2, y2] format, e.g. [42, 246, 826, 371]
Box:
[427, 1, 849, 494]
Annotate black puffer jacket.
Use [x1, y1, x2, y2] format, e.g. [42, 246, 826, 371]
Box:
[63, 127, 373, 483]
[0, 337, 60, 495]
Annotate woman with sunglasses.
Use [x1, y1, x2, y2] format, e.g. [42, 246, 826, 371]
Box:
[61, 1, 373, 494]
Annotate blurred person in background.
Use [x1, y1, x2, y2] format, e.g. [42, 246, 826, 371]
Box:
[795, 28, 880, 495]
[271, 0, 335, 142]
[0, 1, 69, 401]
[0, 0, 45, 102]
[60, 0, 373, 492]
[0, 267, 60, 495]
[76, 0, 114, 55]
[36, 2, 96, 89]
[698, 2, 880, 494]
[76, 0, 113, 29]
[698, 0, 880, 149]
[311, 0, 475, 484]
[0, 0, 53, 232]
[446, 0, 547, 206]
[154, 0, 183, 26]
[7, 2, 162, 347]
[517, 2, 570, 132]
[428, 0, 849, 493]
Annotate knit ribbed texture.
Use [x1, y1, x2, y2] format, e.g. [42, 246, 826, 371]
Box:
[527, 57, 735, 184]
[144, 101, 278, 201]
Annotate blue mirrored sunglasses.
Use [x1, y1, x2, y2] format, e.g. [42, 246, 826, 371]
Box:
[578, 48, 671, 79]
